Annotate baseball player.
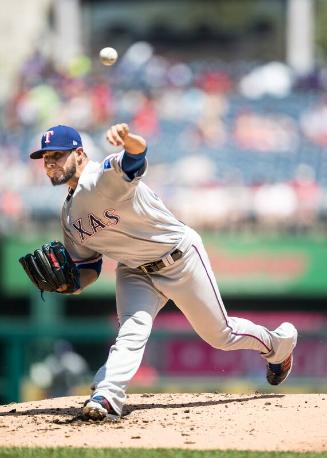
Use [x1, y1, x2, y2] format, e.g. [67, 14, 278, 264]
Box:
[29, 123, 298, 420]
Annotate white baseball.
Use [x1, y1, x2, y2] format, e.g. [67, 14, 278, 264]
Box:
[99, 47, 118, 66]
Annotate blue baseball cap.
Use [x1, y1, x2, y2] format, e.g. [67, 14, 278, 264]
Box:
[30, 125, 83, 159]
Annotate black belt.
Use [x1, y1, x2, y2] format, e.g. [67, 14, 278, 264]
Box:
[138, 249, 183, 274]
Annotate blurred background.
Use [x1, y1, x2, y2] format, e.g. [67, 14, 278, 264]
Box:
[0, 0, 326, 404]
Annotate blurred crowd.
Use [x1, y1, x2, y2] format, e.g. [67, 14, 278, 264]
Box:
[1, 44, 327, 234]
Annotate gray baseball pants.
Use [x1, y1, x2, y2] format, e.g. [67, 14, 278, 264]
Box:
[93, 229, 297, 415]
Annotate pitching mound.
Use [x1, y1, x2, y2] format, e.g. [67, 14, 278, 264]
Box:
[0, 393, 326, 451]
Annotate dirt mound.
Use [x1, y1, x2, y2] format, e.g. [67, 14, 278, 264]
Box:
[0, 393, 326, 451]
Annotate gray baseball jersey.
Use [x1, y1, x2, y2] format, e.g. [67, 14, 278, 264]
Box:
[60, 150, 297, 416]
[62, 152, 192, 268]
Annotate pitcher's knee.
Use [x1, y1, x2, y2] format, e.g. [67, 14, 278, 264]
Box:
[206, 328, 232, 350]
[117, 312, 153, 348]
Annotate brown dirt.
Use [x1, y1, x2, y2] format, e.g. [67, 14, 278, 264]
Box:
[0, 393, 326, 451]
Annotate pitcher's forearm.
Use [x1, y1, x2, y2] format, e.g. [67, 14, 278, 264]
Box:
[78, 268, 99, 291]
[65, 268, 98, 295]
[123, 133, 147, 155]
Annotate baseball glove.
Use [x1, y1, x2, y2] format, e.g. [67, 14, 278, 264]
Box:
[19, 240, 80, 294]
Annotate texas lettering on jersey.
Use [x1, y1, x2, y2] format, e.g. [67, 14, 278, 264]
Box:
[72, 209, 120, 242]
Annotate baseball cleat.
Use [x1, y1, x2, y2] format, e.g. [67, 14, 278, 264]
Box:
[83, 396, 119, 421]
[266, 353, 293, 385]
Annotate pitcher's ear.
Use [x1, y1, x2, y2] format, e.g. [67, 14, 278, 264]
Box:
[74, 147, 86, 163]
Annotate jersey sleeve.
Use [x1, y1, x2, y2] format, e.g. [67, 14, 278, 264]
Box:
[121, 149, 147, 179]
[63, 231, 102, 265]
[96, 151, 148, 200]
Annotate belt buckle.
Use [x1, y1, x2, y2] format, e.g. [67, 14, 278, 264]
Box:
[172, 249, 183, 260]
[140, 263, 152, 274]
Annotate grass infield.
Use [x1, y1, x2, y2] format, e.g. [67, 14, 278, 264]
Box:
[0, 449, 326, 458]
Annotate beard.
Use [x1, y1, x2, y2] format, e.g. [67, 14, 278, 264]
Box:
[50, 163, 76, 186]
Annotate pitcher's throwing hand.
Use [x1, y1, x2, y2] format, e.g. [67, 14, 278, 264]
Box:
[106, 123, 129, 147]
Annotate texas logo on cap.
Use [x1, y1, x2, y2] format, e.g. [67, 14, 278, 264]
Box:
[30, 125, 83, 159]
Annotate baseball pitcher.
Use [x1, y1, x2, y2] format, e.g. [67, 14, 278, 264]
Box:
[20, 123, 298, 420]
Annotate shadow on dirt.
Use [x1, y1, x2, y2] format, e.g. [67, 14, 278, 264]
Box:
[0, 393, 285, 423]
[124, 393, 285, 415]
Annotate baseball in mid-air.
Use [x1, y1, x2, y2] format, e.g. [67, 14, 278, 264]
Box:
[99, 47, 118, 66]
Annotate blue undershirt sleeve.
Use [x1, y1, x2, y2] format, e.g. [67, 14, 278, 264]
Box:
[77, 258, 103, 277]
[121, 149, 147, 179]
